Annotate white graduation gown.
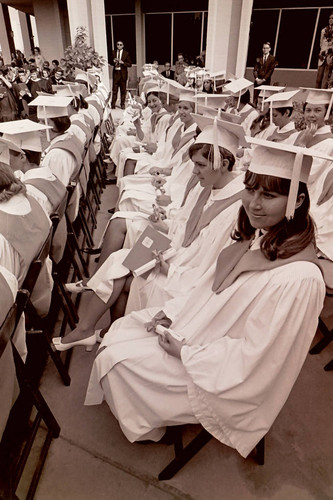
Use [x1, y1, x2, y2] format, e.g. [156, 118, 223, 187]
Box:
[85, 250, 325, 457]
[126, 175, 244, 312]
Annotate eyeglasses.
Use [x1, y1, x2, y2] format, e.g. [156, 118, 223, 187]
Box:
[117, 43, 123, 46]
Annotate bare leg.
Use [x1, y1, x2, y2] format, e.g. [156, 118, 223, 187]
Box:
[124, 159, 137, 176]
[61, 276, 127, 344]
[95, 217, 127, 270]
[110, 275, 133, 324]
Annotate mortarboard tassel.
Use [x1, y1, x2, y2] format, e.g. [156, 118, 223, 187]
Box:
[285, 151, 303, 220]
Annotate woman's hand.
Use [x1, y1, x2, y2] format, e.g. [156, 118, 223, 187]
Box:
[151, 174, 167, 189]
[144, 310, 172, 332]
[143, 142, 157, 154]
[158, 332, 184, 359]
[294, 123, 318, 147]
[132, 145, 140, 153]
[152, 250, 170, 276]
[156, 193, 172, 206]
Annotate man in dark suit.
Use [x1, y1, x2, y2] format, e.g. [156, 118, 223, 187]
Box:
[161, 62, 175, 80]
[253, 42, 278, 105]
[111, 41, 132, 109]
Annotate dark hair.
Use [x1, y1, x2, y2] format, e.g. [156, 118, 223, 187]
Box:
[0, 162, 26, 201]
[50, 116, 71, 133]
[263, 42, 271, 47]
[274, 106, 293, 117]
[24, 150, 41, 165]
[34, 47, 41, 53]
[240, 90, 251, 105]
[55, 69, 64, 76]
[42, 67, 51, 76]
[232, 170, 315, 260]
[52, 59, 59, 66]
[146, 91, 160, 105]
[189, 143, 235, 172]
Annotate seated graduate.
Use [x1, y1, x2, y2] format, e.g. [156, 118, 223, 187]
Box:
[117, 89, 170, 178]
[223, 78, 259, 136]
[52, 117, 246, 350]
[0, 155, 52, 315]
[264, 89, 300, 144]
[0, 121, 68, 263]
[84, 140, 325, 458]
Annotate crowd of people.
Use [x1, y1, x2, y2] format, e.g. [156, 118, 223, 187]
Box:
[1, 40, 333, 472]
[0, 46, 80, 123]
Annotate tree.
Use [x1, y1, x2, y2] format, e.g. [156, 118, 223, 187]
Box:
[63, 26, 106, 72]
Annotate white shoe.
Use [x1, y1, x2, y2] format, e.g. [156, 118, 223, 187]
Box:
[65, 280, 92, 294]
[52, 333, 96, 352]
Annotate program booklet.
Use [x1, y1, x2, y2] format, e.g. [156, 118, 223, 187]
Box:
[122, 226, 173, 279]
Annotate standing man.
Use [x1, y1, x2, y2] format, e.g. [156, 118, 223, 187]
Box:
[253, 42, 277, 105]
[161, 62, 175, 80]
[111, 41, 132, 109]
[316, 11, 333, 89]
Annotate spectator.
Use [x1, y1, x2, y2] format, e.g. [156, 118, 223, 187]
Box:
[161, 62, 175, 80]
[110, 40, 132, 109]
[316, 11, 333, 88]
[32, 47, 45, 72]
[175, 53, 188, 86]
[253, 42, 278, 105]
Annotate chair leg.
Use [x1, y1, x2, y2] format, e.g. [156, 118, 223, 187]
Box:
[255, 436, 265, 465]
[158, 428, 212, 481]
[309, 318, 333, 354]
[324, 359, 333, 371]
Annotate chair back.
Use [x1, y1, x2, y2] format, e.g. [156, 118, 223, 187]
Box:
[21, 227, 53, 295]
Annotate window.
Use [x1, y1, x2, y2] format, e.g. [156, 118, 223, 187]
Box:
[105, 14, 136, 64]
[247, 10, 280, 67]
[145, 13, 172, 64]
[173, 12, 203, 65]
[276, 9, 317, 68]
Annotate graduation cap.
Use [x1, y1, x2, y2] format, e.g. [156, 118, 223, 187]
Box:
[247, 137, 333, 219]
[0, 138, 19, 165]
[191, 113, 248, 163]
[0, 119, 52, 152]
[74, 68, 97, 91]
[263, 89, 300, 123]
[52, 82, 86, 98]
[256, 84, 286, 111]
[29, 95, 74, 119]
[299, 87, 333, 120]
[223, 77, 253, 108]
[205, 69, 226, 91]
[179, 90, 197, 104]
[29, 95, 74, 141]
[195, 93, 230, 109]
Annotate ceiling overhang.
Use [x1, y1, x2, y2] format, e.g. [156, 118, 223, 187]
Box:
[1, 0, 34, 15]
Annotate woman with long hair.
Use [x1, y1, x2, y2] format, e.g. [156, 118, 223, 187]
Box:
[85, 140, 325, 459]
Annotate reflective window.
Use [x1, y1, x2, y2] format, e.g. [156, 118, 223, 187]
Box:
[145, 14, 172, 64]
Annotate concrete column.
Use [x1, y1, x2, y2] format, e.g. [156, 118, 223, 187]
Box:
[32, 0, 66, 61]
[235, 0, 253, 78]
[0, 6, 12, 63]
[18, 11, 32, 56]
[206, 0, 253, 78]
[89, 0, 109, 89]
[9, 7, 24, 53]
[67, 0, 93, 46]
[135, 0, 144, 77]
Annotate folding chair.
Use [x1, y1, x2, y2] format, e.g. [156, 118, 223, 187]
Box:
[22, 227, 71, 386]
[309, 258, 333, 371]
[0, 289, 60, 500]
[158, 425, 265, 481]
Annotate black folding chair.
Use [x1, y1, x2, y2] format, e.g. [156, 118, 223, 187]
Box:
[309, 258, 333, 371]
[158, 426, 265, 481]
[0, 289, 60, 500]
